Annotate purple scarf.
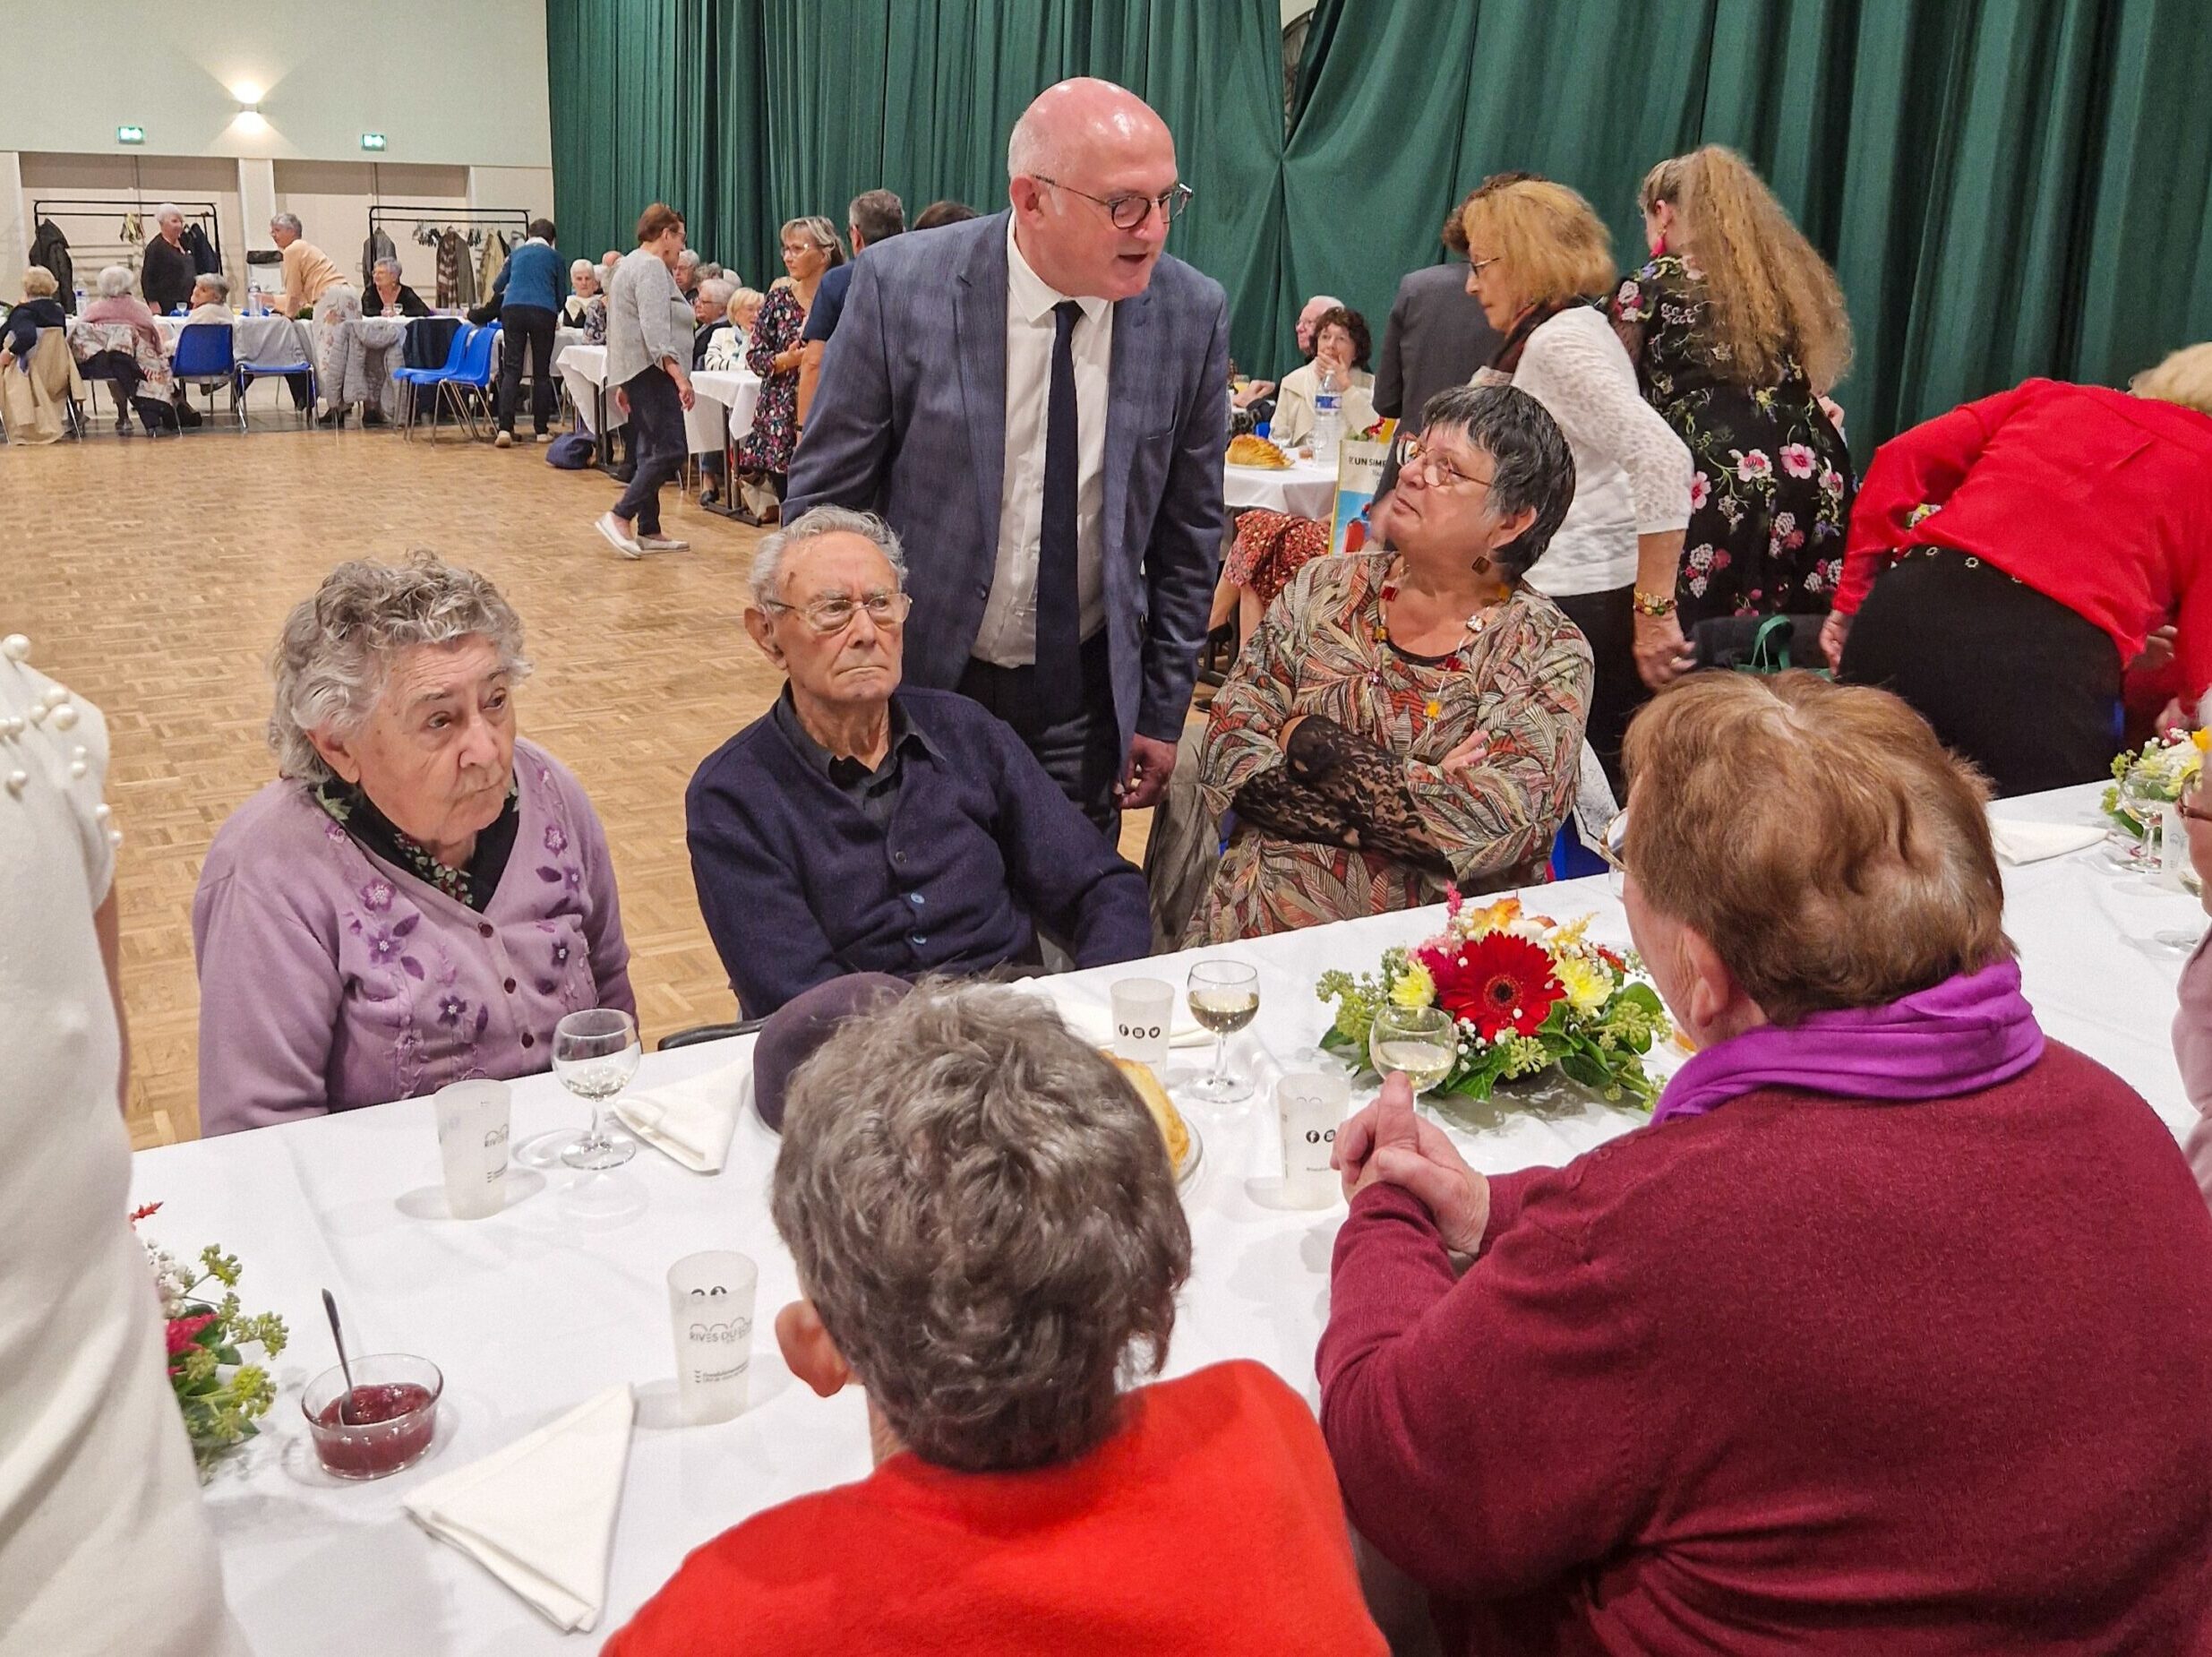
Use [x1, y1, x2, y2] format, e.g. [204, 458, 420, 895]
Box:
[1652, 960, 2045, 1127]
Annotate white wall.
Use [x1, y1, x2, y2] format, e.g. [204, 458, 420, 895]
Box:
[0, 0, 550, 168]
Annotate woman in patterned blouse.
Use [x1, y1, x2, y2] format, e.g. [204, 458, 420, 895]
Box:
[1187, 385, 1593, 944]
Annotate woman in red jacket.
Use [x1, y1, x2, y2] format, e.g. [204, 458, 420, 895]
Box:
[1322, 672, 2212, 1655]
[1822, 349, 2212, 795]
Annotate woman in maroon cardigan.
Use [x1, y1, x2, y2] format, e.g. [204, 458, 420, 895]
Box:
[1320, 671, 2212, 1655]
[1822, 350, 2212, 796]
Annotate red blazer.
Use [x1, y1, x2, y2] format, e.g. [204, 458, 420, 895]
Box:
[1835, 380, 2212, 699]
[1321, 1043, 2212, 1655]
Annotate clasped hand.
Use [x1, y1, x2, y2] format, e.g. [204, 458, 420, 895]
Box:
[1332, 1071, 1491, 1254]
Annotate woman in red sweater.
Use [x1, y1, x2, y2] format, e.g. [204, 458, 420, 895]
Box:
[1321, 671, 2212, 1655]
[606, 984, 1385, 1656]
[1822, 349, 2212, 796]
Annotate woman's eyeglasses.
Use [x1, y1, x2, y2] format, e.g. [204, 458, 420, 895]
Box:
[760, 591, 913, 635]
[1400, 435, 1493, 492]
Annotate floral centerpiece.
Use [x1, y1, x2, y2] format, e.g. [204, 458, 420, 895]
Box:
[2103, 729, 2208, 841]
[1317, 893, 1669, 1105]
[132, 1204, 289, 1476]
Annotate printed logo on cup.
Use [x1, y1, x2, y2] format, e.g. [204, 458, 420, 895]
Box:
[1304, 1126, 1337, 1146]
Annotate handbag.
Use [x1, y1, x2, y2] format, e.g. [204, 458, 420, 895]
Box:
[1691, 613, 1831, 677]
[544, 433, 596, 469]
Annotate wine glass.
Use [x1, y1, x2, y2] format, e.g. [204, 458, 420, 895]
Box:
[1369, 1005, 1458, 1095]
[553, 1008, 639, 1170]
[1185, 960, 1260, 1105]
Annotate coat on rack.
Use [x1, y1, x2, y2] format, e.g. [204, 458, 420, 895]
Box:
[435, 230, 476, 310]
[361, 228, 397, 291]
[29, 221, 74, 312]
[182, 223, 220, 276]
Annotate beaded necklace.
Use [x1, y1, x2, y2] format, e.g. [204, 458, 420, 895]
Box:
[1371, 561, 1509, 718]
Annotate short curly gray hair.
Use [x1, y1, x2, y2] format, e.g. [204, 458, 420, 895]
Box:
[748, 505, 908, 607]
[268, 554, 532, 784]
[772, 983, 1191, 1472]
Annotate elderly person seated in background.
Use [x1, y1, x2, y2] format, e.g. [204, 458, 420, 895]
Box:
[183, 273, 233, 328]
[0, 265, 67, 365]
[1189, 385, 1591, 943]
[193, 554, 634, 1135]
[363, 257, 429, 319]
[704, 287, 760, 371]
[687, 507, 1150, 1017]
[1322, 671, 2212, 1653]
[606, 985, 1386, 1655]
[0, 267, 74, 443]
[74, 263, 177, 434]
[563, 258, 605, 335]
[673, 248, 702, 299]
[689, 275, 736, 367]
[1269, 304, 1376, 451]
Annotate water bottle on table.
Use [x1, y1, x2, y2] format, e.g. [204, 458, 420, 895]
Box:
[1311, 368, 1343, 469]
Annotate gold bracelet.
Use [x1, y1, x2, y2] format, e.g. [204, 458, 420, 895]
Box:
[1632, 589, 1677, 618]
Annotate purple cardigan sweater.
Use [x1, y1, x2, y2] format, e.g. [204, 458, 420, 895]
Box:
[193, 741, 634, 1135]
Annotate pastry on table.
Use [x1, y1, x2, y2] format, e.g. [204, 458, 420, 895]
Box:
[1107, 1054, 1193, 1178]
[1226, 433, 1290, 469]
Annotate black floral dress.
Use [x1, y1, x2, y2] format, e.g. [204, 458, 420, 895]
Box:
[736, 285, 807, 477]
[1610, 255, 1854, 628]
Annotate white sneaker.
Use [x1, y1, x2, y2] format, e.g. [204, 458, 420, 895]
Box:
[536, 431, 555, 444]
[493, 430, 514, 449]
[636, 535, 690, 553]
[594, 513, 643, 559]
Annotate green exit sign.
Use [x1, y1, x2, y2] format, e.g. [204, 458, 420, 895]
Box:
[117, 125, 145, 145]
[361, 133, 387, 151]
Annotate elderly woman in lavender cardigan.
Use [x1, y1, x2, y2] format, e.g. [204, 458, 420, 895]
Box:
[192, 555, 634, 1135]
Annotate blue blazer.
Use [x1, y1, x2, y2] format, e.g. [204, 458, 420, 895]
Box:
[786, 211, 1230, 751]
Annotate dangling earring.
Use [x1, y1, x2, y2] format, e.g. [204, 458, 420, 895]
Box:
[1470, 554, 1493, 576]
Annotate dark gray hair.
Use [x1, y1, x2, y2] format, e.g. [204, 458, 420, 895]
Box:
[749, 505, 907, 606]
[772, 984, 1191, 1472]
[1419, 382, 1577, 578]
[268, 554, 531, 783]
[848, 189, 905, 245]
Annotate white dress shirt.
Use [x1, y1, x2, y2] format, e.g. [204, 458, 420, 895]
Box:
[973, 218, 1114, 667]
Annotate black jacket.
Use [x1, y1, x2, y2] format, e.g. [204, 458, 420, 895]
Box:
[3, 296, 67, 360]
[1372, 260, 1501, 434]
[29, 221, 73, 313]
[183, 223, 220, 276]
[141, 236, 196, 313]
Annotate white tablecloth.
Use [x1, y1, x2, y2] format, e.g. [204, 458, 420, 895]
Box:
[1226, 457, 1339, 519]
[556, 346, 759, 448]
[557, 343, 617, 434]
[130, 783, 2199, 1653]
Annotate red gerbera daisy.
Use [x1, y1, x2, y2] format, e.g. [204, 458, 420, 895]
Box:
[165, 1312, 218, 1357]
[1419, 932, 1563, 1042]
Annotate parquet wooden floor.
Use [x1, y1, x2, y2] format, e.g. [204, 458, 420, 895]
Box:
[5, 428, 1153, 1147]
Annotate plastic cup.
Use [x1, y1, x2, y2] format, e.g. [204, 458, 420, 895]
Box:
[1277, 1070, 1350, 1207]
[667, 1251, 758, 1424]
[433, 1078, 510, 1219]
[1110, 978, 1176, 1066]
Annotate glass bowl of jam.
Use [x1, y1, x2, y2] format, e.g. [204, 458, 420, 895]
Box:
[302, 1354, 443, 1480]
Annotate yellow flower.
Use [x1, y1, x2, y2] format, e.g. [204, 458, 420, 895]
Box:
[1556, 955, 1611, 1015]
[2194, 729, 2211, 752]
[1391, 963, 1436, 1009]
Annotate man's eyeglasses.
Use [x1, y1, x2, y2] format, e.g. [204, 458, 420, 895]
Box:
[760, 591, 913, 635]
[1400, 434, 1493, 493]
[1032, 177, 1194, 232]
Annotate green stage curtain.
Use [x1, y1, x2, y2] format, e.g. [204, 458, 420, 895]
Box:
[548, 0, 2212, 446]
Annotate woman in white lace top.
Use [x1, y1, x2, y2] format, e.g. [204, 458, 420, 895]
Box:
[1462, 176, 1692, 786]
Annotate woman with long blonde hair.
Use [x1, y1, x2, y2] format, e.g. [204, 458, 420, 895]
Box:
[1611, 145, 1855, 635]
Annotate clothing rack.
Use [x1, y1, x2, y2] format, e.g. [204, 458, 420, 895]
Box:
[365, 203, 531, 248]
[30, 197, 224, 269]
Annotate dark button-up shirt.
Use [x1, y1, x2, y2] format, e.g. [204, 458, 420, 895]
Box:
[687, 688, 1153, 1016]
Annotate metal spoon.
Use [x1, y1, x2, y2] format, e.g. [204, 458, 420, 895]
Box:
[322, 1289, 359, 1426]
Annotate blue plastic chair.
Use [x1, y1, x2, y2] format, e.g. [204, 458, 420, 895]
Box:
[171, 323, 236, 425]
[439, 322, 502, 443]
[391, 322, 474, 439]
[233, 328, 317, 432]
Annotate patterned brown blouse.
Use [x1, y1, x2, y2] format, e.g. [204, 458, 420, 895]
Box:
[1187, 552, 1593, 944]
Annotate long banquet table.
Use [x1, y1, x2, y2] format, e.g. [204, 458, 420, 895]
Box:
[132, 782, 2199, 1651]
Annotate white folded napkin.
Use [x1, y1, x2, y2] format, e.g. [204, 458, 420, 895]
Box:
[404, 1385, 636, 1634]
[613, 1059, 745, 1172]
[1022, 993, 1213, 1050]
[1989, 819, 2105, 865]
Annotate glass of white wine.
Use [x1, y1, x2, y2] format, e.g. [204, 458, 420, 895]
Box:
[1369, 1005, 1458, 1095]
[553, 1007, 640, 1170]
[1186, 960, 1261, 1105]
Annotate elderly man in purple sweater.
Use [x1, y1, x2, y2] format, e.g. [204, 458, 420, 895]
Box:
[687, 506, 1151, 1017]
[193, 556, 633, 1135]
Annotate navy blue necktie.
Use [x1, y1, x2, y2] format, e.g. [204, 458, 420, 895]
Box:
[1034, 298, 1084, 723]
